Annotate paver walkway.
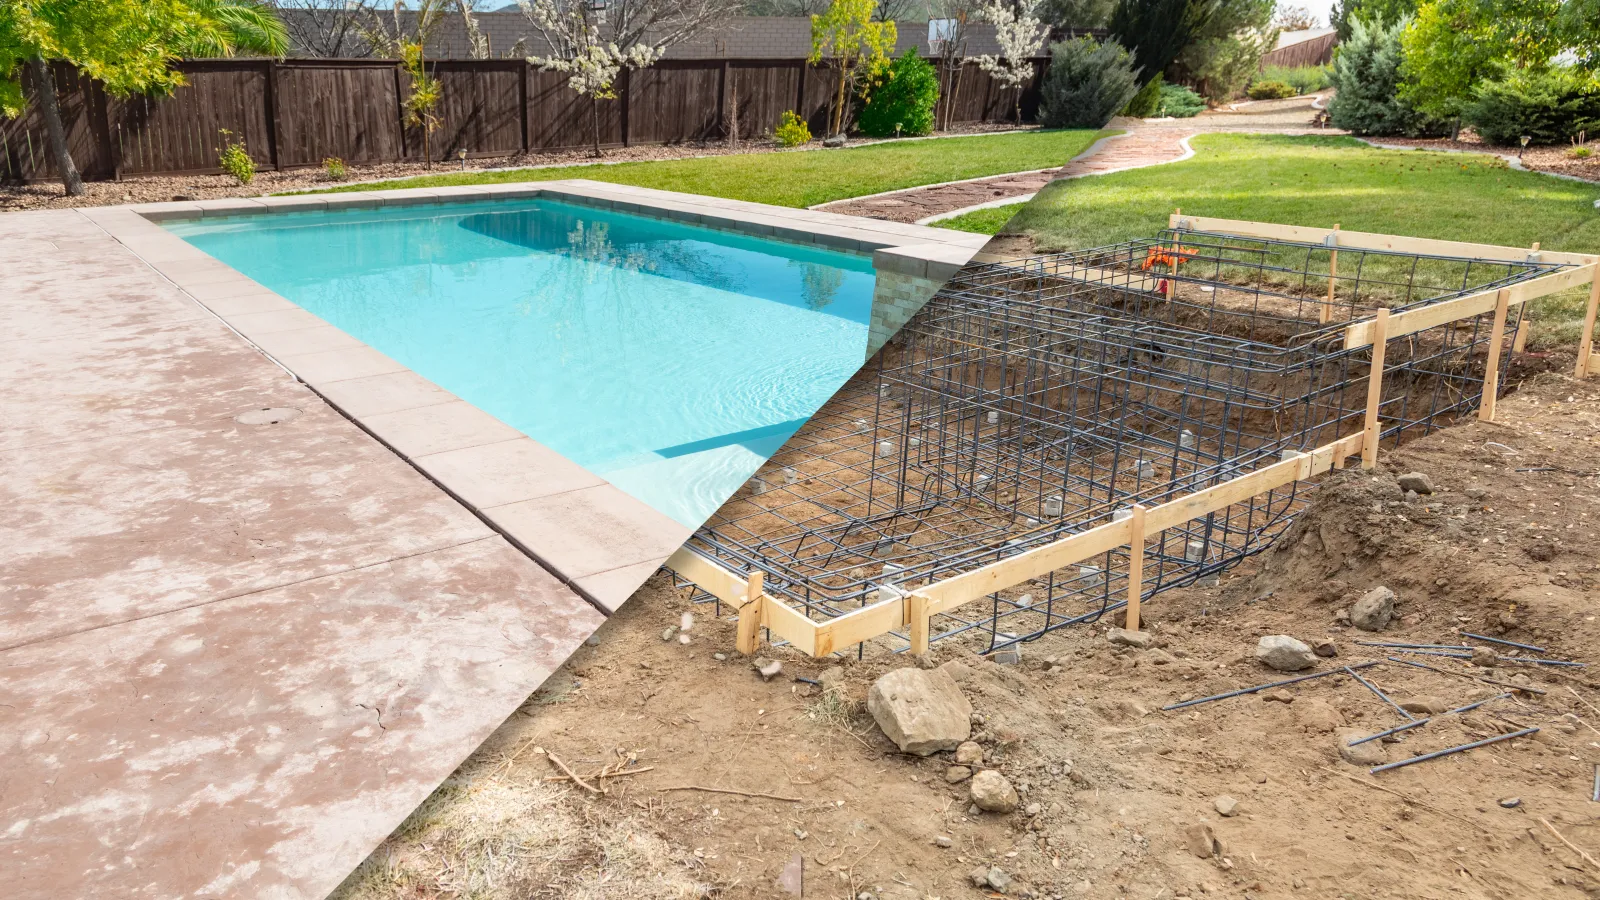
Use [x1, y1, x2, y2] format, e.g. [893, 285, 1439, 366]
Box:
[821, 93, 1340, 225]
[0, 209, 605, 899]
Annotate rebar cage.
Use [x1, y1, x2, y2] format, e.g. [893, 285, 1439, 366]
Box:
[679, 229, 1566, 654]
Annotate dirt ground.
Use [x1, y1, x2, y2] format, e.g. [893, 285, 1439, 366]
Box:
[1358, 133, 1600, 184]
[0, 123, 1030, 212]
[329, 365, 1600, 900]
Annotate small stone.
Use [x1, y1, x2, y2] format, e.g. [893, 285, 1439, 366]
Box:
[661, 626, 678, 641]
[1108, 627, 1153, 649]
[1313, 640, 1338, 658]
[754, 657, 783, 681]
[933, 834, 954, 848]
[1184, 823, 1222, 859]
[858, 892, 876, 900]
[1350, 586, 1396, 632]
[1214, 796, 1239, 817]
[1338, 729, 1387, 766]
[1397, 472, 1434, 495]
[1499, 797, 1522, 809]
[945, 765, 973, 783]
[1293, 698, 1345, 733]
[1256, 635, 1317, 672]
[822, 134, 847, 148]
[970, 770, 1020, 813]
[1261, 688, 1295, 703]
[986, 866, 1013, 893]
[1398, 696, 1450, 715]
[969, 867, 991, 888]
[1465, 486, 1489, 501]
[991, 644, 1023, 665]
[1471, 646, 1497, 667]
[1334, 607, 1352, 626]
[1025, 802, 1042, 817]
[955, 741, 985, 765]
[584, 633, 602, 647]
[712, 652, 728, 661]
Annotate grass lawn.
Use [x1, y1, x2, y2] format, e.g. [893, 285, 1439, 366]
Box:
[967, 133, 1600, 347]
[304, 129, 1108, 210]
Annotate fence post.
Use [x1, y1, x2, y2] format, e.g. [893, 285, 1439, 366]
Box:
[1362, 308, 1389, 469]
[519, 62, 529, 152]
[1512, 242, 1541, 353]
[265, 60, 283, 171]
[1479, 288, 1511, 422]
[1576, 266, 1600, 379]
[735, 571, 764, 655]
[620, 67, 631, 148]
[1125, 505, 1147, 632]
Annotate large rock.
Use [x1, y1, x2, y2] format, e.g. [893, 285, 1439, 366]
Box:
[867, 667, 972, 756]
[1107, 627, 1153, 649]
[1351, 587, 1396, 632]
[1397, 472, 1435, 495]
[970, 769, 1020, 813]
[1256, 635, 1317, 672]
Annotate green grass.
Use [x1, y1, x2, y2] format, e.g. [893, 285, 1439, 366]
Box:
[939, 203, 1025, 234]
[990, 133, 1600, 347]
[302, 129, 1109, 210]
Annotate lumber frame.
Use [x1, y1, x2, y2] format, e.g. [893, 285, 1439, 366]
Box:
[667, 218, 1600, 660]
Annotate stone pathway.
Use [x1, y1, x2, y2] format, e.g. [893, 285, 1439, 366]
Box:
[821, 93, 1341, 226]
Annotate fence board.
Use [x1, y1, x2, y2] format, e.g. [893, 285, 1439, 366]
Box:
[2, 56, 1047, 183]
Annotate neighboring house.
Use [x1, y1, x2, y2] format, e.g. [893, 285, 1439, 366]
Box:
[279, 11, 1007, 59]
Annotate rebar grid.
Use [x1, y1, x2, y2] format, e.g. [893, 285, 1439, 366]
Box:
[683, 231, 1564, 653]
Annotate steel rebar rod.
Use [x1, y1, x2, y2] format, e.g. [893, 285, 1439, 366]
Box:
[1462, 633, 1548, 653]
[1369, 727, 1540, 775]
[1347, 693, 1511, 746]
[1162, 661, 1380, 711]
[1346, 665, 1416, 721]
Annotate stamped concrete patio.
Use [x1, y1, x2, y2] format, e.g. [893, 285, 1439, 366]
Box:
[0, 184, 978, 899]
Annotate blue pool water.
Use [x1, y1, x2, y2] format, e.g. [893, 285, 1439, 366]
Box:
[168, 197, 877, 526]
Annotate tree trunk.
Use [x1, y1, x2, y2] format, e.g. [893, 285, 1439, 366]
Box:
[30, 56, 83, 197]
[832, 60, 849, 137]
[726, 67, 739, 150]
[591, 94, 602, 157]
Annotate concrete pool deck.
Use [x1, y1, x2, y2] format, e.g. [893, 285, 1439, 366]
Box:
[0, 183, 980, 898]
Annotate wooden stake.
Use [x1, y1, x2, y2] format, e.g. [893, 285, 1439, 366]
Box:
[908, 591, 931, 656]
[1511, 243, 1542, 353]
[1125, 505, 1147, 632]
[735, 571, 763, 655]
[1322, 224, 1339, 324]
[1480, 288, 1511, 422]
[1362, 308, 1389, 469]
[1168, 207, 1182, 229]
[1576, 268, 1600, 379]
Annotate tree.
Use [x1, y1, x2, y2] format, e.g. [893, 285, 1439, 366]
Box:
[458, 0, 490, 59]
[810, 0, 898, 137]
[272, 0, 378, 58]
[1399, 0, 1575, 122]
[1330, 0, 1414, 41]
[1272, 4, 1319, 30]
[858, 50, 939, 136]
[1037, 35, 1140, 127]
[366, 1, 448, 165]
[1109, 0, 1222, 87]
[1172, 0, 1274, 100]
[976, 0, 1047, 123]
[1, 0, 284, 197]
[927, 0, 980, 131]
[180, 1, 290, 58]
[1041, 0, 1116, 30]
[1326, 13, 1440, 134]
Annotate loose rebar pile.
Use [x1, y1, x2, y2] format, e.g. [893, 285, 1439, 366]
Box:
[680, 229, 1563, 653]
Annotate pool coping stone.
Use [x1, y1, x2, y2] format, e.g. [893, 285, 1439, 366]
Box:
[103, 179, 979, 613]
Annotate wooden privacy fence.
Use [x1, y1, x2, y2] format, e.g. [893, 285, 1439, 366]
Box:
[1, 57, 1047, 183]
[1260, 32, 1338, 70]
[669, 216, 1600, 659]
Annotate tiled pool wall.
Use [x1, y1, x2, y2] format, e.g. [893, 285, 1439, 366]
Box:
[93, 180, 982, 612]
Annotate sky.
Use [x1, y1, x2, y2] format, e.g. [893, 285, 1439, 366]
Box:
[1288, 0, 1338, 28]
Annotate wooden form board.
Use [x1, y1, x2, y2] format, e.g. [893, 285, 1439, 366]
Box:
[1344, 264, 1600, 349]
[1173, 214, 1599, 268]
[666, 430, 1366, 659]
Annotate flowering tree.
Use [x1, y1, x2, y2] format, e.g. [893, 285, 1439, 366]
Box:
[809, 0, 898, 138]
[518, 0, 735, 156]
[976, 0, 1047, 123]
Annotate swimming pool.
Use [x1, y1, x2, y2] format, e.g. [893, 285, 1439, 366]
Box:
[168, 197, 877, 527]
